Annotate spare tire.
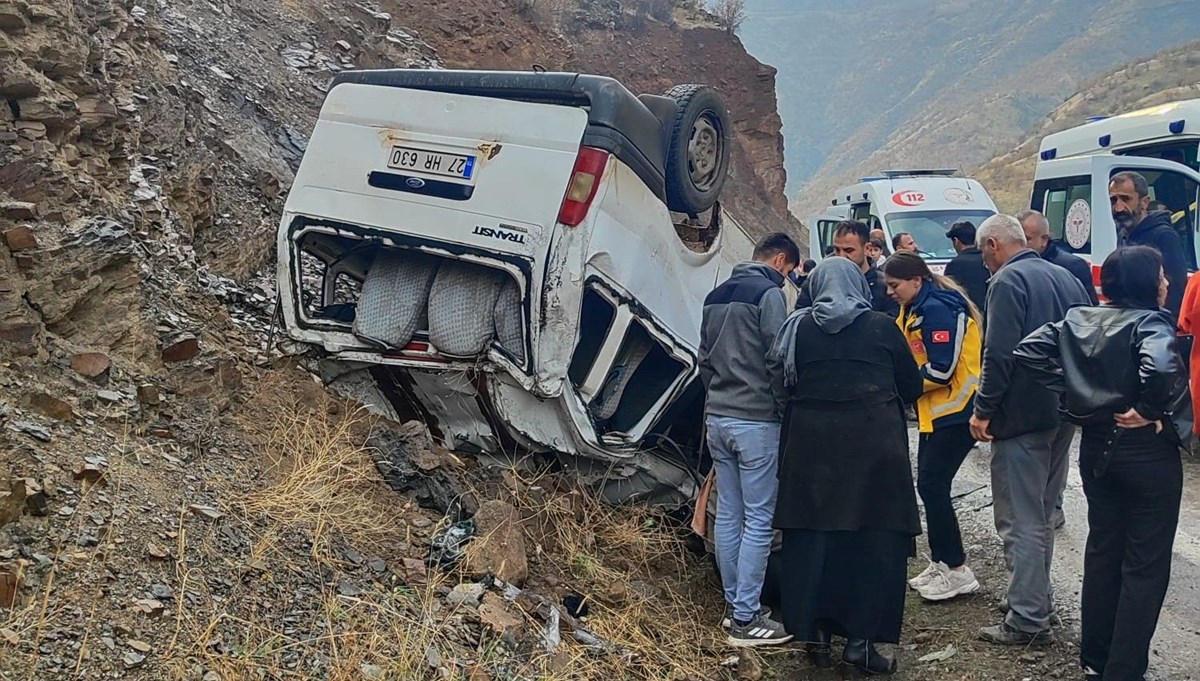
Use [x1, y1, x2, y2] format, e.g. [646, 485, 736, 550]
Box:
[663, 85, 731, 215]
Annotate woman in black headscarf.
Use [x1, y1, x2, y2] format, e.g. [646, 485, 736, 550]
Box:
[771, 257, 923, 675]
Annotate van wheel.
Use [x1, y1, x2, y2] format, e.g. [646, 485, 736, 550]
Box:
[663, 85, 731, 214]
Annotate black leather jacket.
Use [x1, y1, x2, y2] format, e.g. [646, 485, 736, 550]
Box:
[1014, 305, 1192, 445]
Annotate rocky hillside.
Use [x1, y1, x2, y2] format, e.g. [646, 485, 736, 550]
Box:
[738, 0, 1200, 218]
[976, 41, 1200, 213]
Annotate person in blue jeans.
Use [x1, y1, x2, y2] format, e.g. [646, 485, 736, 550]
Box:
[698, 232, 799, 647]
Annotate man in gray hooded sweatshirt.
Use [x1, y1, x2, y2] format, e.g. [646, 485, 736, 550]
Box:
[699, 232, 799, 647]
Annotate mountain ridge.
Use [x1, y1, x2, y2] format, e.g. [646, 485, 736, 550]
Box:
[737, 0, 1200, 218]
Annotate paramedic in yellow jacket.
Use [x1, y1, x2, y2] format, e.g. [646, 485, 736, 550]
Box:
[882, 252, 984, 603]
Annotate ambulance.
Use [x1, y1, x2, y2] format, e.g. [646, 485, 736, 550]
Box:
[808, 170, 998, 273]
[1031, 99, 1200, 282]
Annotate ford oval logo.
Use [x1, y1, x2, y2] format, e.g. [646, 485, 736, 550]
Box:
[405, 177, 426, 189]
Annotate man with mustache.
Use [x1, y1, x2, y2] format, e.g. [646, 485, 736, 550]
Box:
[1111, 171, 1186, 319]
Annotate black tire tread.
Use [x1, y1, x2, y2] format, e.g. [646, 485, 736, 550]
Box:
[662, 84, 730, 214]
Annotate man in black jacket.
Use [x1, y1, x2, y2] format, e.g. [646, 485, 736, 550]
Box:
[943, 221, 989, 313]
[795, 220, 899, 316]
[1112, 171, 1187, 318]
[969, 214, 1091, 647]
[1019, 210, 1099, 306]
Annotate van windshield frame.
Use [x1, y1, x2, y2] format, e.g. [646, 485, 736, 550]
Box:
[884, 209, 997, 260]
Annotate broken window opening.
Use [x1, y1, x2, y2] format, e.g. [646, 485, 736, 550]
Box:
[568, 289, 617, 387]
[298, 250, 328, 320]
[294, 228, 527, 363]
[588, 320, 688, 438]
[603, 323, 687, 434]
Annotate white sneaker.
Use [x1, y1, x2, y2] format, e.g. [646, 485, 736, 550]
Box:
[908, 561, 946, 590]
[918, 565, 981, 602]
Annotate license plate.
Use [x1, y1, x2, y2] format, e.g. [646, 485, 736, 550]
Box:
[387, 145, 475, 180]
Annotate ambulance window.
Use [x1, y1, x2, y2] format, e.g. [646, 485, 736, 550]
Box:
[817, 220, 840, 253]
[1115, 140, 1200, 174]
[850, 203, 871, 222]
[1113, 167, 1200, 271]
[1035, 175, 1092, 256]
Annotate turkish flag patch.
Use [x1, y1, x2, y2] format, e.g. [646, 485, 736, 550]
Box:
[931, 330, 951, 344]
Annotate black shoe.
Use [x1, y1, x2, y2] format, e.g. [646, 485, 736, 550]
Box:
[806, 628, 834, 669]
[978, 621, 1054, 646]
[842, 638, 897, 675]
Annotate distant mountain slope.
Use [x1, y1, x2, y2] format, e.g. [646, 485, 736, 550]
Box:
[738, 0, 1200, 218]
[975, 41, 1200, 212]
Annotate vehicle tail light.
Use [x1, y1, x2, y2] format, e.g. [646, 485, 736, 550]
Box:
[383, 340, 449, 363]
[557, 147, 609, 227]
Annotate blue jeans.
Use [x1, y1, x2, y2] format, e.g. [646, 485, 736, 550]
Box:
[706, 415, 781, 622]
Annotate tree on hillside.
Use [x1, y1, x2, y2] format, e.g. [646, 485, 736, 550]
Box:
[710, 0, 746, 34]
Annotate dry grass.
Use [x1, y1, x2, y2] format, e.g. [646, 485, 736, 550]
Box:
[2, 370, 739, 680]
[235, 374, 404, 563]
[492, 466, 732, 680]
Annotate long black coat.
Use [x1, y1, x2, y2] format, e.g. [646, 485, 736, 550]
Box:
[774, 311, 924, 536]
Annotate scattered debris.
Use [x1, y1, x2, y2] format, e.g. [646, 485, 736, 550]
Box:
[463, 500, 528, 586]
[428, 519, 474, 569]
[188, 504, 223, 520]
[919, 643, 959, 663]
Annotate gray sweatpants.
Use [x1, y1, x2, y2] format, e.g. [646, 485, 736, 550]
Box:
[990, 424, 1074, 633]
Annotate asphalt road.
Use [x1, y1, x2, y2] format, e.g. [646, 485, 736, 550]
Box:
[942, 430, 1200, 680]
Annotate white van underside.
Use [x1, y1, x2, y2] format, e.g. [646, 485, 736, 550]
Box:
[282, 216, 703, 507]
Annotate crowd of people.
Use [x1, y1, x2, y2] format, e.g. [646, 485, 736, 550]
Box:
[697, 170, 1191, 680]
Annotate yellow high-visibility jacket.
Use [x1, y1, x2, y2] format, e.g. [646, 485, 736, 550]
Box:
[897, 284, 982, 433]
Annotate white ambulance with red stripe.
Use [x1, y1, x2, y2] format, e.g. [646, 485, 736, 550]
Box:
[1031, 100, 1200, 289]
[808, 170, 999, 273]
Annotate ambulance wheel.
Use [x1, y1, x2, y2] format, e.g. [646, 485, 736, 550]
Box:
[664, 85, 731, 214]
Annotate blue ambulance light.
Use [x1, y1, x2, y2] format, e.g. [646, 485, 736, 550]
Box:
[1086, 116, 1110, 124]
[1098, 134, 1111, 147]
[1040, 148, 1058, 161]
[1169, 119, 1186, 134]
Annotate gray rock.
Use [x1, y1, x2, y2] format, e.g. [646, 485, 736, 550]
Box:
[123, 651, 146, 669]
[9, 421, 51, 442]
[447, 582, 485, 607]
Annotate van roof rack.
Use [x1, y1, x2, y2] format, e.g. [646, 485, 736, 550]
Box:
[880, 168, 959, 178]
